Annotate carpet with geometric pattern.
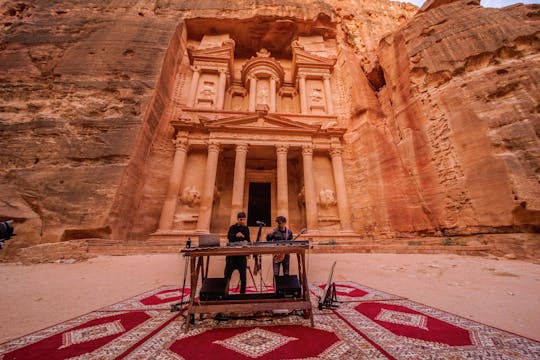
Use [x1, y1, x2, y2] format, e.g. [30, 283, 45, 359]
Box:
[1, 282, 538, 359]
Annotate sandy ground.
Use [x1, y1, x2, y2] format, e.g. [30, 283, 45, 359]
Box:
[0, 253, 539, 344]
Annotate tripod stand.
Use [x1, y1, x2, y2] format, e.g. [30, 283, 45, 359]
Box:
[171, 240, 191, 315]
[239, 260, 268, 293]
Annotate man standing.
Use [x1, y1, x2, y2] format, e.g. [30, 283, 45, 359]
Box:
[266, 215, 293, 276]
[225, 211, 251, 293]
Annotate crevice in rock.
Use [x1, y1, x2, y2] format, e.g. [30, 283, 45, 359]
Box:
[365, 63, 386, 92]
[61, 226, 111, 241]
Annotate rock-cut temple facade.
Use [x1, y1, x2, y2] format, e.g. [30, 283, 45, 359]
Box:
[154, 31, 357, 241]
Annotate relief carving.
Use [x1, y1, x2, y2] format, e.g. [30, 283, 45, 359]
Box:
[297, 186, 305, 206]
[256, 48, 271, 58]
[257, 84, 269, 104]
[199, 81, 215, 98]
[179, 186, 201, 207]
[310, 88, 323, 103]
[317, 188, 337, 208]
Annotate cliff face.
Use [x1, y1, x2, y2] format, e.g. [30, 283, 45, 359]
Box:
[0, 0, 538, 254]
[364, 0, 540, 235]
[0, 1, 180, 249]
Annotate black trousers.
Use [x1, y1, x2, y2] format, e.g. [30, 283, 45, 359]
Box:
[224, 256, 247, 293]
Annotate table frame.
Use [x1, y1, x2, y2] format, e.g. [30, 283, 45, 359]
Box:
[181, 243, 313, 332]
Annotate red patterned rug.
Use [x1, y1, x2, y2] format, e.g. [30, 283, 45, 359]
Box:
[1, 282, 539, 359]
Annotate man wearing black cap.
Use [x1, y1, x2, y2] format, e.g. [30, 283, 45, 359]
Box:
[225, 211, 251, 293]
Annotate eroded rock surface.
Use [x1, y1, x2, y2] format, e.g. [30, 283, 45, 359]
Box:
[0, 0, 538, 259]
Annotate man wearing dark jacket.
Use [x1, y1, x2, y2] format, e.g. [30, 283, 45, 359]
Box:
[266, 215, 293, 276]
[225, 211, 251, 293]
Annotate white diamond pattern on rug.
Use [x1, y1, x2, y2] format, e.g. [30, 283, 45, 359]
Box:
[213, 327, 297, 358]
[375, 308, 429, 330]
[155, 291, 183, 300]
[59, 319, 126, 349]
[335, 285, 356, 294]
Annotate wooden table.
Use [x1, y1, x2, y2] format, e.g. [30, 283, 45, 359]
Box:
[181, 241, 313, 332]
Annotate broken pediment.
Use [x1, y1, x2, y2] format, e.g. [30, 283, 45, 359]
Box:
[292, 41, 336, 79]
[292, 42, 336, 66]
[188, 35, 235, 72]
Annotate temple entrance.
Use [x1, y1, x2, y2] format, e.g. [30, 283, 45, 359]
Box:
[247, 182, 271, 227]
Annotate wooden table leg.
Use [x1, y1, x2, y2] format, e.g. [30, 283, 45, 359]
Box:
[300, 253, 314, 327]
[185, 256, 202, 333]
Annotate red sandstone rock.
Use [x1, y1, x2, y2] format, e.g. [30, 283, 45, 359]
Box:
[0, 0, 538, 260]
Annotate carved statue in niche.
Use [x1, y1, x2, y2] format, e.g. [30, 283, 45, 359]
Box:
[200, 81, 215, 98]
[297, 186, 305, 206]
[257, 84, 269, 105]
[317, 188, 337, 208]
[310, 88, 323, 103]
[179, 186, 201, 207]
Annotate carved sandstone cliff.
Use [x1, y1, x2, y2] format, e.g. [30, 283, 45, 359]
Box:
[0, 0, 538, 259]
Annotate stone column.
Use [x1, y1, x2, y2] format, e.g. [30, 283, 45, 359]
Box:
[187, 67, 200, 107]
[196, 142, 221, 233]
[230, 143, 248, 224]
[298, 74, 308, 114]
[270, 77, 277, 112]
[158, 134, 189, 231]
[323, 74, 334, 115]
[217, 69, 227, 110]
[276, 144, 289, 220]
[302, 145, 318, 232]
[249, 76, 257, 112]
[329, 146, 353, 231]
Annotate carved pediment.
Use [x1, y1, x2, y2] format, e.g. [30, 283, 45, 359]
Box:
[292, 44, 336, 79]
[293, 49, 336, 67]
[188, 40, 235, 72]
[201, 113, 321, 134]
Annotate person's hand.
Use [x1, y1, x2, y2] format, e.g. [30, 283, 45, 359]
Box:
[236, 232, 244, 238]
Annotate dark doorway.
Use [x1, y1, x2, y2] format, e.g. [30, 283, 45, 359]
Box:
[247, 182, 271, 227]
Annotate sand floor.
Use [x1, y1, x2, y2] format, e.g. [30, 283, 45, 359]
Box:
[0, 253, 539, 343]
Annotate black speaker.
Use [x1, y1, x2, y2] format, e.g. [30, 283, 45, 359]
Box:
[199, 278, 228, 301]
[275, 275, 301, 298]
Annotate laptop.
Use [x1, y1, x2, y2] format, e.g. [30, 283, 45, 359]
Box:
[198, 233, 221, 247]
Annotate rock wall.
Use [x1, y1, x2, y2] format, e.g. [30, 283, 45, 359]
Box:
[0, 0, 538, 256]
[369, 0, 540, 235]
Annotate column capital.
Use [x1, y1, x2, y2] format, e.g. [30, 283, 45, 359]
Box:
[218, 68, 229, 75]
[276, 144, 289, 154]
[207, 142, 221, 153]
[173, 137, 189, 151]
[329, 146, 342, 158]
[236, 143, 249, 154]
[298, 73, 307, 80]
[322, 73, 331, 80]
[190, 65, 200, 73]
[302, 145, 313, 156]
